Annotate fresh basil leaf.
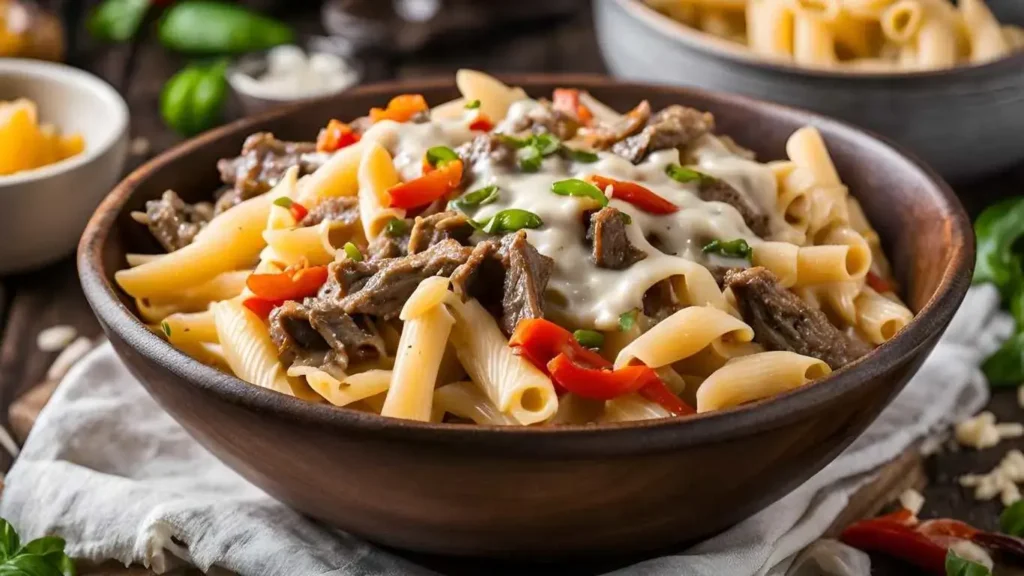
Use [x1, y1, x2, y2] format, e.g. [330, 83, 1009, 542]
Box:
[0, 520, 18, 561]
[551, 178, 609, 207]
[619, 310, 637, 332]
[666, 163, 708, 184]
[425, 146, 460, 168]
[703, 238, 753, 261]
[517, 146, 543, 172]
[480, 209, 543, 234]
[573, 329, 604, 349]
[449, 186, 499, 213]
[384, 218, 408, 238]
[562, 147, 599, 163]
[465, 99, 481, 109]
[945, 550, 991, 576]
[343, 242, 363, 262]
[982, 332, 1024, 386]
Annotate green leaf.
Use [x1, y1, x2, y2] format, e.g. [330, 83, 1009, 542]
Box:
[983, 332, 1024, 386]
[703, 238, 753, 261]
[20, 538, 65, 558]
[619, 310, 637, 332]
[562, 147, 599, 163]
[666, 163, 708, 184]
[449, 186, 499, 213]
[573, 329, 604, 349]
[272, 197, 293, 209]
[343, 242, 363, 262]
[56, 555, 74, 576]
[945, 549, 991, 576]
[551, 179, 608, 207]
[87, 0, 151, 43]
[384, 218, 408, 238]
[1002, 499, 1024, 536]
[2, 554, 63, 576]
[480, 209, 543, 234]
[973, 197, 1024, 296]
[0, 520, 18, 561]
[517, 146, 543, 172]
[425, 146, 460, 169]
[465, 100, 481, 109]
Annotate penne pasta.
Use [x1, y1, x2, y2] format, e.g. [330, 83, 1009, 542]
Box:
[615, 306, 754, 369]
[357, 142, 406, 240]
[696, 351, 832, 412]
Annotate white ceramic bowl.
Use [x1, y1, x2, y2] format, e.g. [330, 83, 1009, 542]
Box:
[0, 59, 128, 274]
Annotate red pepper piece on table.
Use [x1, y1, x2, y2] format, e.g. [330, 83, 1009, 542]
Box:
[370, 94, 429, 123]
[316, 119, 360, 153]
[841, 515, 947, 575]
[590, 175, 679, 215]
[388, 160, 464, 209]
[246, 265, 329, 302]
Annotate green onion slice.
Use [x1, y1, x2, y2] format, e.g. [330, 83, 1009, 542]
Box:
[449, 185, 499, 213]
[343, 242, 364, 262]
[517, 146, 543, 172]
[562, 147, 599, 163]
[426, 146, 460, 168]
[272, 197, 293, 209]
[618, 310, 637, 332]
[384, 218, 408, 238]
[573, 329, 604, 349]
[702, 238, 753, 260]
[480, 209, 543, 234]
[666, 163, 708, 184]
[465, 99, 481, 109]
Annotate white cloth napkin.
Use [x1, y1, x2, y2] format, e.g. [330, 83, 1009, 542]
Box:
[0, 285, 1012, 576]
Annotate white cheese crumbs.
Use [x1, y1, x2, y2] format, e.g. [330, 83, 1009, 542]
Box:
[898, 488, 925, 516]
[959, 449, 1024, 506]
[46, 336, 93, 382]
[954, 411, 1021, 450]
[36, 325, 77, 352]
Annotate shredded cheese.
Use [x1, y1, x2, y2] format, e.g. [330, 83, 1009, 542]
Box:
[898, 488, 925, 516]
[959, 449, 1024, 506]
[954, 411, 1021, 450]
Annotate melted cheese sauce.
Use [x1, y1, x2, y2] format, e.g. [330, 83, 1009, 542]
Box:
[371, 99, 783, 330]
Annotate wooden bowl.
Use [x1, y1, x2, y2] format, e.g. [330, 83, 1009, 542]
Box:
[78, 75, 973, 557]
[594, 0, 1024, 182]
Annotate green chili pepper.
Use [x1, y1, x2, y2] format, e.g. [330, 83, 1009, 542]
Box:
[158, 1, 294, 54]
[703, 238, 753, 260]
[161, 59, 229, 136]
[666, 163, 708, 184]
[573, 329, 604, 349]
[465, 99, 481, 109]
[517, 146, 543, 172]
[480, 209, 543, 234]
[426, 146, 460, 168]
[974, 197, 1024, 298]
[551, 178, 609, 207]
[449, 185, 499, 214]
[343, 242, 363, 262]
[384, 218, 408, 238]
[945, 550, 991, 576]
[618, 310, 637, 332]
[562, 147, 599, 163]
[88, 0, 151, 42]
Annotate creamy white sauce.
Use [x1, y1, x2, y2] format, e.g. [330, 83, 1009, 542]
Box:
[376, 99, 781, 330]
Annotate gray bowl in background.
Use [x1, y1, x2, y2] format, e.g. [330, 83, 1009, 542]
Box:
[595, 0, 1024, 181]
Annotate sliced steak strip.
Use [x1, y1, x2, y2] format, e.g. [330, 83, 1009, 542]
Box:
[215, 132, 328, 213]
[318, 258, 381, 302]
[408, 211, 475, 254]
[496, 231, 554, 336]
[300, 197, 360, 227]
[508, 100, 580, 141]
[697, 177, 771, 238]
[269, 301, 345, 372]
[450, 240, 503, 300]
[586, 207, 647, 270]
[306, 303, 386, 364]
[456, 133, 515, 172]
[582, 100, 651, 150]
[367, 233, 409, 261]
[611, 105, 715, 164]
[725, 267, 871, 370]
[135, 190, 213, 252]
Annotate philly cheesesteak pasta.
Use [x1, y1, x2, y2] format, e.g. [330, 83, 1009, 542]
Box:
[116, 70, 913, 425]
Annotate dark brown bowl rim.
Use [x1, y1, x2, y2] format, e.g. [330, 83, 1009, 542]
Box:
[78, 74, 974, 457]
[614, 0, 1024, 84]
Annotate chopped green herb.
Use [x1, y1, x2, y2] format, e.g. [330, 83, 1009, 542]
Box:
[551, 178, 609, 207]
[272, 196, 293, 209]
[517, 146, 543, 172]
[160, 321, 171, 337]
[0, 518, 75, 575]
[573, 329, 605, 349]
[450, 185, 500, 213]
[703, 238, 753, 261]
[945, 550, 991, 576]
[562, 146, 599, 163]
[666, 163, 708, 184]
[618, 310, 637, 332]
[384, 218, 408, 238]
[480, 209, 543, 234]
[465, 99, 481, 109]
[343, 242, 364, 262]
[426, 145, 460, 168]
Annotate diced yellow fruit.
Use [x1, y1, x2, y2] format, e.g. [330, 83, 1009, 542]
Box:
[0, 98, 84, 176]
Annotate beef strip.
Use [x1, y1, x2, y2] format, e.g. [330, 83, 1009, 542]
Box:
[507, 100, 580, 141]
[317, 258, 381, 302]
[581, 100, 651, 150]
[305, 302, 386, 364]
[697, 177, 771, 238]
[586, 207, 647, 270]
[642, 279, 680, 325]
[408, 211, 475, 254]
[367, 233, 409, 261]
[215, 132, 328, 213]
[725, 267, 871, 370]
[450, 240, 503, 302]
[269, 301, 344, 372]
[456, 133, 515, 171]
[135, 190, 213, 252]
[300, 197, 360, 227]
[495, 231, 554, 336]
[329, 239, 474, 320]
[611, 105, 715, 164]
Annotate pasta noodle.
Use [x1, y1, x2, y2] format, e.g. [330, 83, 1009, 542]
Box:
[696, 351, 832, 412]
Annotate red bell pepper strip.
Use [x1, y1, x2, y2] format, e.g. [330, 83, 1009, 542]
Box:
[638, 375, 696, 415]
[316, 119, 360, 152]
[246, 265, 329, 302]
[546, 353, 652, 400]
[866, 271, 894, 294]
[242, 296, 283, 319]
[552, 88, 593, 126]
[841, 519, 947, 575]
[509, 318, 611, 371]
[370, 94, 429, 123]
[387, 160, 464, 209]
[469, 113, 494, 132]
[590, 175, 679, 215]
[288, 200, 309, 222]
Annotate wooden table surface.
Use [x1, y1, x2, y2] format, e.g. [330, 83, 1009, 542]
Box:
[2, 3, 1024, 575]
